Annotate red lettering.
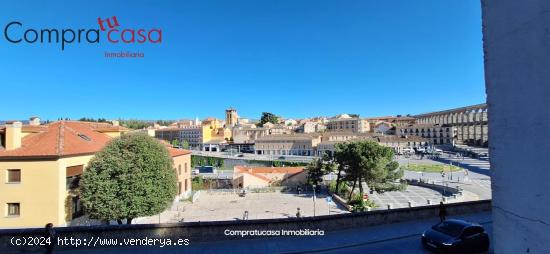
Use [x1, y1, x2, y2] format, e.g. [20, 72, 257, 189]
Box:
[137, 29, 147, 43]
[148, 29, 162, 43]
[107, 29, 119, 43]
[121, 29, 134, 43]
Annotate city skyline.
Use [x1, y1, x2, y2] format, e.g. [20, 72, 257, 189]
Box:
[0, 0, 485, 120]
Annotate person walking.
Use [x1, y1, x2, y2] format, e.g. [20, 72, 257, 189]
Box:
[296, 208, 301, 218]
[439, 202, 447, 222]
[44, 223, 57, 254]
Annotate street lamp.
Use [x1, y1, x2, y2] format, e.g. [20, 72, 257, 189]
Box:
[449, 161, 453, 181]
[312, 184, 317, 217]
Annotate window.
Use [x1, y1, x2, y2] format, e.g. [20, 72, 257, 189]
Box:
[66, 165, 84, 190]
[7, 203, 20, 216]
[78, 133, 91, 141]
[7, 169, 21, 183]
[178, 165, 181, 175]
[461, 227, 484, 238]
[185, 163, 188, 173]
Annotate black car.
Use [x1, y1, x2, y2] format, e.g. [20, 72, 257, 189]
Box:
[421, 219, 489, 254]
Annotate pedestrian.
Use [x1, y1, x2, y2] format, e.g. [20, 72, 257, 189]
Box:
[296, 208, 301, 218]
[439, 202, 447, 222]
[243, 210, 249, 220]
[44, 223, 57, 254]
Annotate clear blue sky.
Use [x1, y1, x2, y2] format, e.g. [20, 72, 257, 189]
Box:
[0, 0, 485, 121]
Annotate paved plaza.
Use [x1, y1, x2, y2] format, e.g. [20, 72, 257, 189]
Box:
[368, 185, 470, 209]
[400, 153, 492, 200]
[132, 152, 493, 224]
[136, 191, 349, 224]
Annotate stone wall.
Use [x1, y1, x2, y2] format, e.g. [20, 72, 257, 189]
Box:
[0, 200, 490, 253]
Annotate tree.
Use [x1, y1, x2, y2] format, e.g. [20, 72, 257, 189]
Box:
[171, 139, 180, 147]
[305, 158, 324, 186]
[181, 140, 190, 149]
[330, 140, 404, 201]
[259, 112, 279, 127]
[80, 133, 177, 224]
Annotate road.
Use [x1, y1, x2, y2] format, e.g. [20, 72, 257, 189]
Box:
[401, 153, 492, 200]
[192, 150, 314, 163]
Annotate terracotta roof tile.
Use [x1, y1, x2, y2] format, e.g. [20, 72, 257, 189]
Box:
[0, 121, 176, 160]
[234, 166, 304, 174]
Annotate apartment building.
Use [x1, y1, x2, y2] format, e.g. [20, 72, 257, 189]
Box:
[326, 114, 370, 133]
[232, 127, 270, 144]
[296, 121, 326, 133]
[316, 135, 428, 156]
[395, 123, 456, 145]
[254, 134, 321, 156]
[155, 117, 232, 151]
[0, 120, 191, 228]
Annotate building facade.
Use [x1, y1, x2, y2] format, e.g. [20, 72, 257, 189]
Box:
[254, 134, 321, 156]
[0, 120, 190, 228]
[326, 114, 370, 133]
[155, 117, 232, 151]
[395, 124, 456, 145]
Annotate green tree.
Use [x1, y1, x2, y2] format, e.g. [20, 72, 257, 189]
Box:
[181, 140, 190, 149]
[331, 140, 404, 201]
[171, 139, 180, 147]
[305, 158, 326, 186]
[80, 133, 177, 224]
[259, 112, 279, 127]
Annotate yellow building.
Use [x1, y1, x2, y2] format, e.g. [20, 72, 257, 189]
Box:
[0, 120, 191, 229]
[155, 116, 232, 151]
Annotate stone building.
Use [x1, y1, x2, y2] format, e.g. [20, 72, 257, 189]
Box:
[395, 124, 456, 145]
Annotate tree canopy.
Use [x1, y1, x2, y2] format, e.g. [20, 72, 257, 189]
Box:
[80, 133, 177, 224]
[259, 112, 279, 127]
[331, 140, 404, 200]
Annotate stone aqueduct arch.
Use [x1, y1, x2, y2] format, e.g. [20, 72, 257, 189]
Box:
[413, 103, 488, 147]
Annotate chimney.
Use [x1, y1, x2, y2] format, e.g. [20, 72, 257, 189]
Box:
[29, 116, 41, 126]
[5, 121, 22, 150]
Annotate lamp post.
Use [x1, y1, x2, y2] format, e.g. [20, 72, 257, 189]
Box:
[449, 161, 453, 181]
[312, 184, 317, 217]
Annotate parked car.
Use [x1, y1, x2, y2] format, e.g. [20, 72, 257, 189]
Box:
[415, 147, 427, 154]
[278, 156, 286, 160]
[401, 148, 415, 155]
[421, 219, 489, 254]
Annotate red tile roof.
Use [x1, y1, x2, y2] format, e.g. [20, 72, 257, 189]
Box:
[234, 165, 305, 183]
[167, 148, 192, 157]
[0, 121, 182, 160]
[234, 166, 304, 174]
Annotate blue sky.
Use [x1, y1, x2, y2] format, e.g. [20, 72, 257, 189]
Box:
[0, 0, 485, 121]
